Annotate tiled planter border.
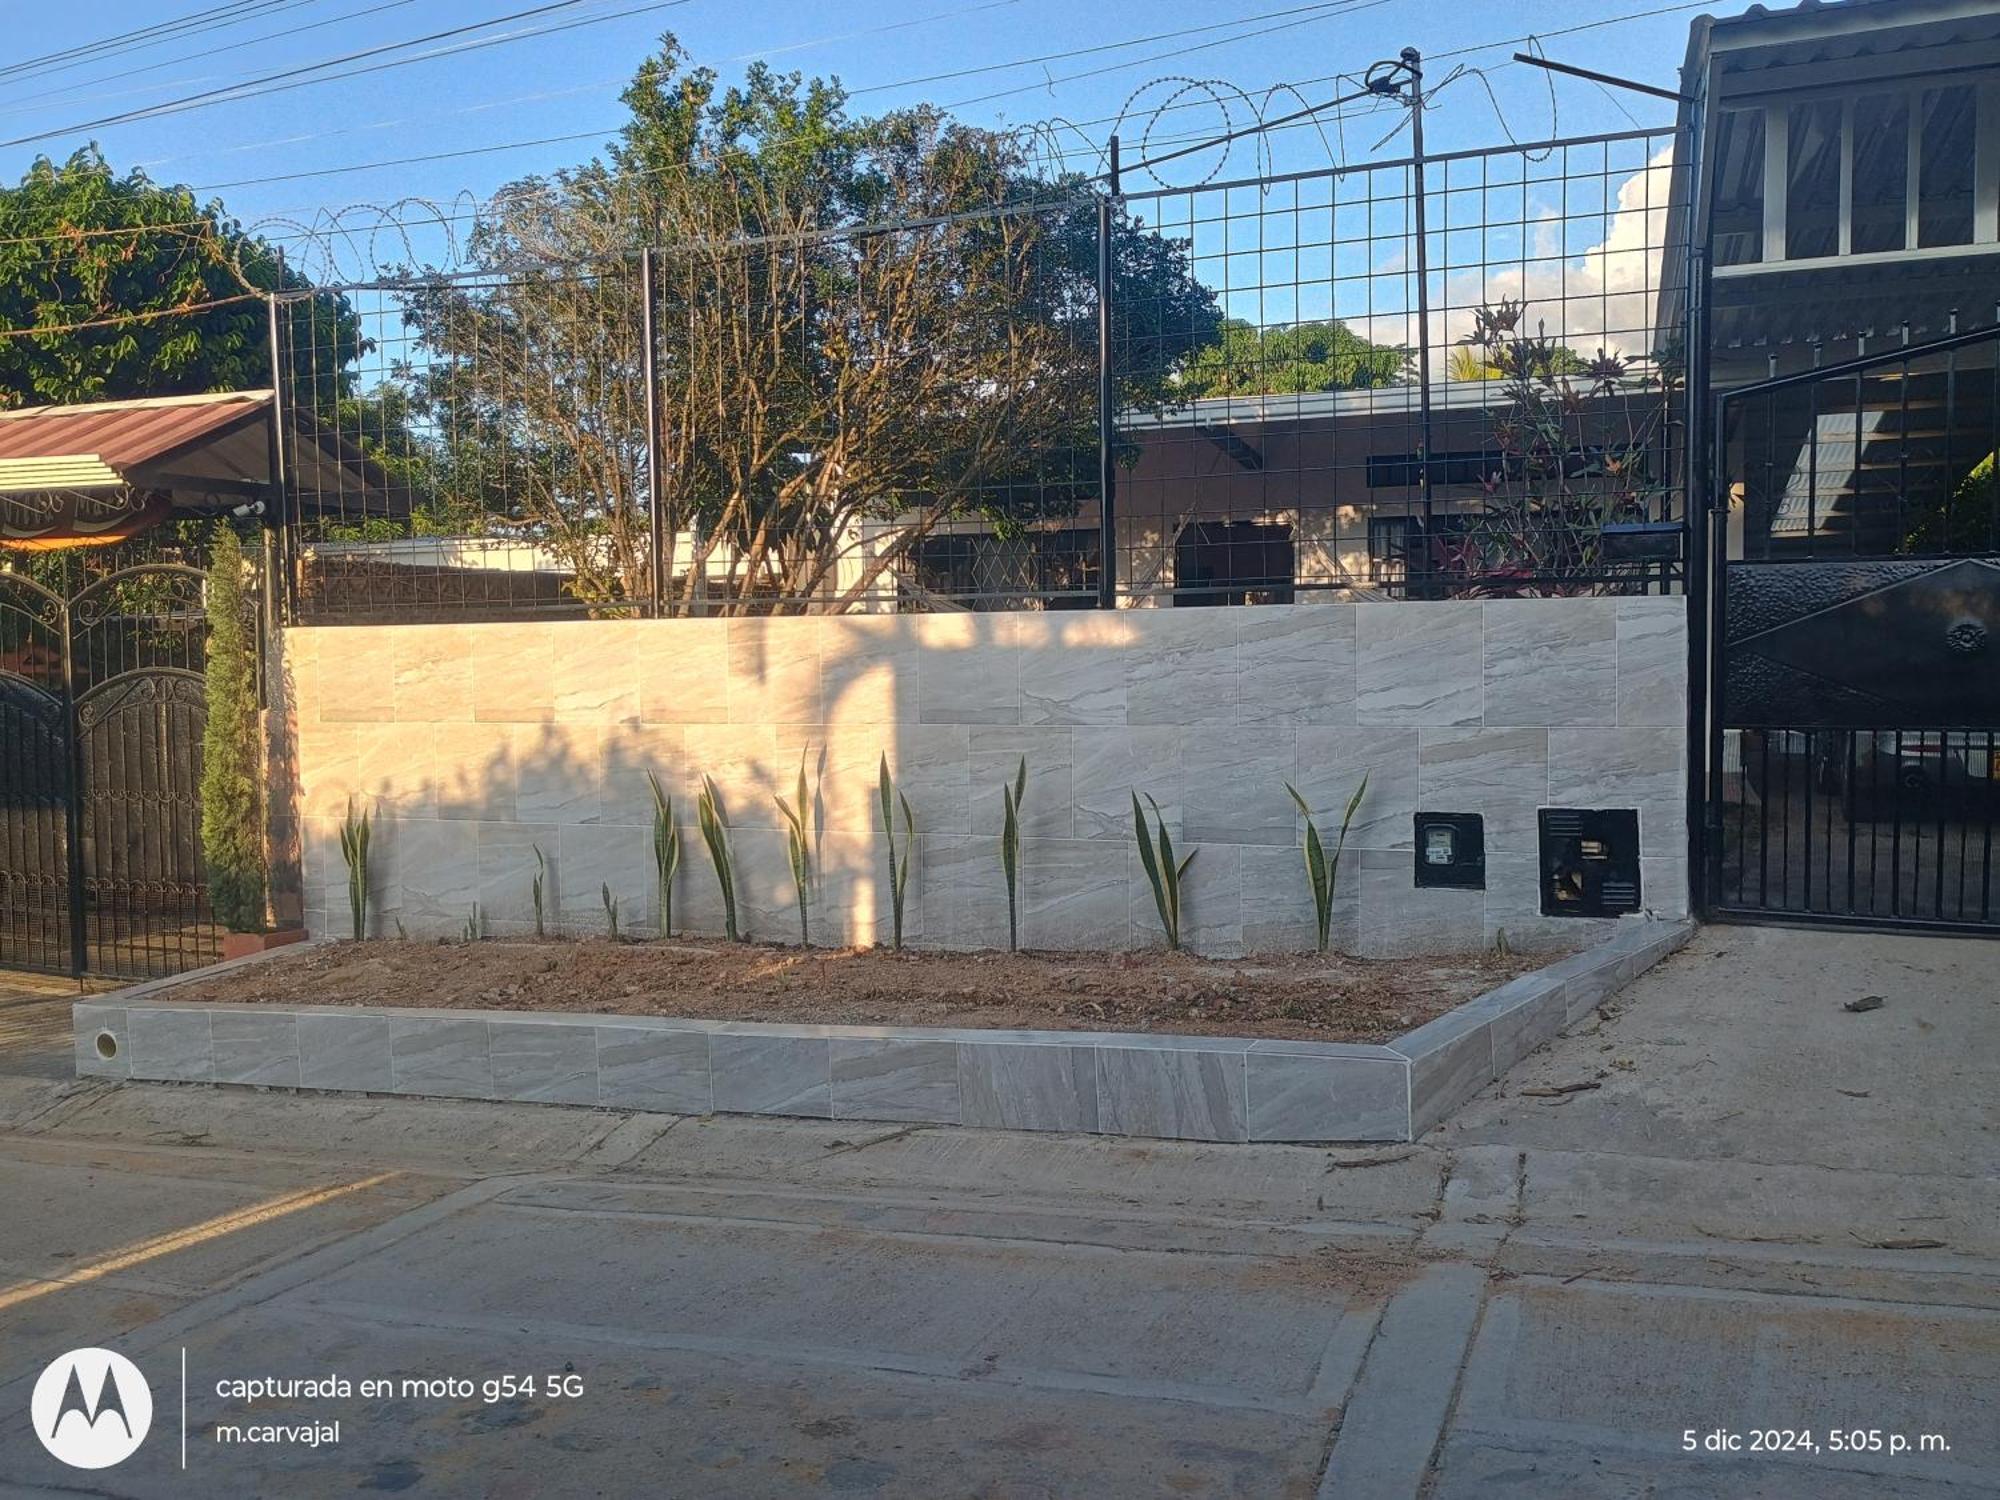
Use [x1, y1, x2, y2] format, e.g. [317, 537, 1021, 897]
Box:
[72, 918, 1691, 1143]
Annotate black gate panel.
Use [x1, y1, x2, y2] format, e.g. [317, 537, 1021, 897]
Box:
[0, 563, 228, 980]
[1707, 324, 2000, 933]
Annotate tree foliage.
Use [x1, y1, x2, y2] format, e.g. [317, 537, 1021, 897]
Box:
[1177, 317, 1408, 397]
[390, 37, 1221, 611]
[0, 147, 361, 409]
[199, 527, 266, 932]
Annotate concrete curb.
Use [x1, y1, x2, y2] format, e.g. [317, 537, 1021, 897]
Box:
[72, 919, 1692, 1144]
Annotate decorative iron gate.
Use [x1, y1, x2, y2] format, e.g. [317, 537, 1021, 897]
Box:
[0, 564, 228, 978]
[1702, 326, 2000, 932]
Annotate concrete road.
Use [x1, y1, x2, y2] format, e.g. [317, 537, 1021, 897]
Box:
[0, 925, 1994, 1498]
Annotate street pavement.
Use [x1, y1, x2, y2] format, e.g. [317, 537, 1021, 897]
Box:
[0, 924, 1993, 1498]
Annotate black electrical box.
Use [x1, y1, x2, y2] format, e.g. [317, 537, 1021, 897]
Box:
[1413, 812, 1485, 889]
[1539, 808, 1641, 916]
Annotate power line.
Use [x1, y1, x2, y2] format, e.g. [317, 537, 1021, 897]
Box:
[0, 0, 424, 123]
[0, 2, 300, 86]
[0, 0, 688, 152]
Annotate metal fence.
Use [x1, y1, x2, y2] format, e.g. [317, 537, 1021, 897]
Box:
[272, 126, 1690, 623]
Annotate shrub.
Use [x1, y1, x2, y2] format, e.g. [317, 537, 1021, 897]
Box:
[199, 528, 265, 933]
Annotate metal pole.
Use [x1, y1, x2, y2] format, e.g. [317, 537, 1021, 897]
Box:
[1404, 49, 1437, 595]
[1096, 134, 1120, 610]
[640, 246, 665, 618]
[58, 604, 87, 978]
[264, 283, 294, 626]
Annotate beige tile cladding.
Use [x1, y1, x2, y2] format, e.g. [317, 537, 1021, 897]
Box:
[287, 599, 1689, 953]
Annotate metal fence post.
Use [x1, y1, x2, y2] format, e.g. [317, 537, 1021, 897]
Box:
[1403, 49, 1437, 594]
[264, 285, 294, 627]
[640, 247, 665, 618]
[1096, 134, 1121, 609]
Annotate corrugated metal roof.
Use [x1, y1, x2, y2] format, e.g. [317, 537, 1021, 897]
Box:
[0, 390, 269, 475]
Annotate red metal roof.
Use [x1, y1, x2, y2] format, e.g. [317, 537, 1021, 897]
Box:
[0, 391, 268, 468]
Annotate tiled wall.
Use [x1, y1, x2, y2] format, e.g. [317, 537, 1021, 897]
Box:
[286, 599, 1688, 956]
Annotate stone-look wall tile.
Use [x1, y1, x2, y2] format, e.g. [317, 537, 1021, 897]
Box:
[1095, 1045, 1247, 1142]
[1483, 599, 1615, 726]
[513, 725, 604, 825]
[597, 1025, 710, 1112]
[358, 723, 436, 821]
[1480, 855, 1615, 952]
[917, 614, 1019, 725]
[831, 1038, 960, 1123]
[1246, 1049, 1409, 1142]
[1419, 727, 1550, 851]
[390, 1017, 492, 1098]
[1238, 846, 1329, 953]
[432, 724, 514, 822]
[398, 819, 479, 931]
[393, 625, 472, 722]
[1072, 727, 1181, 841]
[970, 729, 1073, 840]
[297, 721, 363, 821]
[711, 1033, 831, 1117]
[476, 821, 557, 926]
[958, 1042, 1098, 1132]
[818, 617, 919, 726]
[914, 834, 1011, 951]
[76, 1006, 128, 1079]
[317, 635, 394, 722]
[281, 628, 318, 733]
[722, 827, 814, 945]
[1482, 975, 1570, 1071]
[1350, 848, 1484, 957]
[1182, 729, 1295, 846]
[1547, 727, 1685, 857]
[557, 823, 653, 934]
[1640, 856, 1689, 920]
[600, 724, 683, 828]
[1129, 609, 1355, 727]
[1390, 1006, 1495, 1139]
[1537, 945, 1633, 1022]
[490, 1020, 599, 1104]
[638, 619, 729, 724]
[129, 1007, 212, 1082]
[798, 725, 970, 838]
[472, 623, 555, 723]
[1016, 613, 1130, 725]
[681, 724, 779, 830]
[1616, 598, 1687, 728]
[1024, 839, 1132, 951]
[299, 1013, 395, 1092]
[212, 1011, 301, 1087]
[728, 618, 821, 725]
[1356, 603, 1483, 725]
[1294, 729, 1419, 851]
[813, 832, 918, 949]
[1131, 842, 1241, 957]
[554, 621, 641, 725]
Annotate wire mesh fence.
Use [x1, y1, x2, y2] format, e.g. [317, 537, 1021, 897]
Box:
[274, 127, 1691, 623]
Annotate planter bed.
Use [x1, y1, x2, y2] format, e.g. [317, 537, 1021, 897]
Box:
[73, 921, 1691, 1143]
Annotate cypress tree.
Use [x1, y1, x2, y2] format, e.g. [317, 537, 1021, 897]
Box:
[200, 528, 266, 932]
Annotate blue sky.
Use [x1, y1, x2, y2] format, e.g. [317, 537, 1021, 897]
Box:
[1, 0, 1708, 250]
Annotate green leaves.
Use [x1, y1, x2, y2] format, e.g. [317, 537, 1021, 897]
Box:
[696, 773, 740, 942]
[337, 796, 370, 942]
[1284, 773, 1368, 954]
[1133, 792, 1195, 952]
[878, 754, 915, 951]
[601, 883, 621, 941]
[774, 755, 814, 947]
[531, 843, 547, 939]
[647, 770, 681, 939]
[198, 527, 265, 933]
[1000, 755, 1026, 952]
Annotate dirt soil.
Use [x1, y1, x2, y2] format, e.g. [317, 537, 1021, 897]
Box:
[166, 938, 1562, 1043]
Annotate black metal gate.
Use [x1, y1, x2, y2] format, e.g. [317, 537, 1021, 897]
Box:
[1701, 325, 2000, 933]
[0, 564, 226, 978]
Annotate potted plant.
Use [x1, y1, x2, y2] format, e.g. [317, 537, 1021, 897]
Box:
[200, 529, 301, 960]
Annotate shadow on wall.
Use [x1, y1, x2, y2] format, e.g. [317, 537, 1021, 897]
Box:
[283, 603, 1691, 957]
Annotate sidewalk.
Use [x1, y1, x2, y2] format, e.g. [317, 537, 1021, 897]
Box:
[0, 925, 1992, 1497]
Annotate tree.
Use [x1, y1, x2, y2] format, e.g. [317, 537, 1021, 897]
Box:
[0, 146, 360, 409]
[390, 37, 1221, 611]
[199, 527, 265, 932]
[1178, 318, 1408, 398]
